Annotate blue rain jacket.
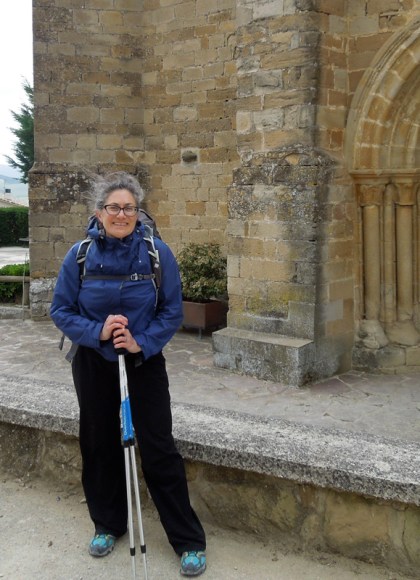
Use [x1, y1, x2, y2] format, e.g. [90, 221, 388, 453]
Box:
[50, 221, 183, 362]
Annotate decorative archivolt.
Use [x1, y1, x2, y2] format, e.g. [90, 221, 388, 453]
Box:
[347, 17, 420, 350]
[347, 15, 420, 173]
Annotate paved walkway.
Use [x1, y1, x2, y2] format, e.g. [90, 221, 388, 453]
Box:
[1, 319, 419, 444]
[0, 246, 419, 445]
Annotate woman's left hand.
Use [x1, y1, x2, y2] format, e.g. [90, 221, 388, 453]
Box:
[101, 314, 141, 354]
[113, 323, 141, 354]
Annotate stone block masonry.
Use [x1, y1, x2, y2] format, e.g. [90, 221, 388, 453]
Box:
[31, 0, 238, 286]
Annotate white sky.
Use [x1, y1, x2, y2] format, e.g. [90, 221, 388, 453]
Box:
[0, 0, 33, 166]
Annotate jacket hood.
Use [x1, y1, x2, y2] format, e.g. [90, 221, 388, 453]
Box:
[85, 215, 104, 241]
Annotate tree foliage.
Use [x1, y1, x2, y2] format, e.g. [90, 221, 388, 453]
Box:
[0, 207, 29, 246]
[0, 263, 30, 302]
[5, 80, 34, 183]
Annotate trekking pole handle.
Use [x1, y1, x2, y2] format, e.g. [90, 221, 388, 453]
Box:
[114, 328, 127, 356]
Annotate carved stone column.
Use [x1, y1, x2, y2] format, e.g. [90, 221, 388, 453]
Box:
[356, 181, 388, 348]
[382, 183, 397, 326]
[386, 179, 420, 345]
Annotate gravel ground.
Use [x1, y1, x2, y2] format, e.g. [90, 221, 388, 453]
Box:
[0, 471, 411, 580]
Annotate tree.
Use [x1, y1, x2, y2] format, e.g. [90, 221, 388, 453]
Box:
[5, 80, 34, 184]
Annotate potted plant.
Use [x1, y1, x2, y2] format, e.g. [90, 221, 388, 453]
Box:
[177, 242, 228, 336]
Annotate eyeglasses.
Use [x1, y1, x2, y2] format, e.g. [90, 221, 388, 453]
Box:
[103, 204, 139, 217]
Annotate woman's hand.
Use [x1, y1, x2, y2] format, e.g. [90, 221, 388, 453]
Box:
[100, 314, 141, 354]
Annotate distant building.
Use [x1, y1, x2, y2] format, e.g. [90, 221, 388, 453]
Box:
[0, 176, 28, 207]
[0, 198, 25, 208]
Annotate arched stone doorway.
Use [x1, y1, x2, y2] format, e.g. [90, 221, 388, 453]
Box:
[347, 16, 420, 366]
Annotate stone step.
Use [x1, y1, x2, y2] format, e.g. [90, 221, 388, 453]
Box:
[213, 326, 314, 386]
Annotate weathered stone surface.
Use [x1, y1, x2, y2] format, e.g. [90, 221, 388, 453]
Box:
[29, 278, 56, 320]
[357, 320, 389, 349]
[1, 371, 420, 508]
[213, 326, 315, 385]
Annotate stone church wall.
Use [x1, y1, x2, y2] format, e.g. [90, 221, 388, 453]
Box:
[29, 0, 420, 379]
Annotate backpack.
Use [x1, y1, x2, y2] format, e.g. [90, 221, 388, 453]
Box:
[77, 209, 162, 292]
[59, 209, 162, 361]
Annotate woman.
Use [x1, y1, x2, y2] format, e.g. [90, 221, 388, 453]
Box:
[50, 172, 206, 577]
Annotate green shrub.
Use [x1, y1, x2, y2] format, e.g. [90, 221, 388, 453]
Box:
[0, 207, 29, 246]
[177, 243, 227, 302]
[0, 263, 30, 302]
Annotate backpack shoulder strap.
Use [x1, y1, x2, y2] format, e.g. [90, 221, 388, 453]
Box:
[143, 225, 161, 306]
[76, 237, 94, 279]
[75, 229, 161, 287]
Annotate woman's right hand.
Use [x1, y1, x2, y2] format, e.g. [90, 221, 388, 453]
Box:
[100, 314, 129, 342]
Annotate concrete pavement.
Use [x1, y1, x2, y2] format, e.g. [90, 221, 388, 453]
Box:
[1, 318, 419, 444]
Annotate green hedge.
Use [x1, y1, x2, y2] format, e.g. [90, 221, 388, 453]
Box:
[0, 207, 29, 246]
[0, 263, 30, 302]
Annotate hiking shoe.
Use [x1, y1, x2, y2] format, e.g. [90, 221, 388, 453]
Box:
[88, 533, 116, 557]
[180, 551, 206, 576]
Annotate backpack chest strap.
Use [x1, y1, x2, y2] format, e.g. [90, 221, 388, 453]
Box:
[81, 273, 156, 281]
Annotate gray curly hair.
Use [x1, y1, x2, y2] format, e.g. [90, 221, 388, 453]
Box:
[87, 171, 145, 211]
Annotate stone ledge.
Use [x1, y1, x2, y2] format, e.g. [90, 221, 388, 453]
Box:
[1, 373, 419, 508]
[0, 305, 31, 320]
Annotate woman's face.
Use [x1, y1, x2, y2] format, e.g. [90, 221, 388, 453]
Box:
[96, 189, 138, 239]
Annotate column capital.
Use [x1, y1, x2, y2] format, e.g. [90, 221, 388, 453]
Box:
[355, 182, 385, 206]
[393, 179, 418, 206]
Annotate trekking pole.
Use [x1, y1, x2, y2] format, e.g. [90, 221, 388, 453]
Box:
[117, 349, 149, 580]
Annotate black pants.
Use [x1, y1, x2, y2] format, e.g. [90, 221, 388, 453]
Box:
[72, 346, 206, 555]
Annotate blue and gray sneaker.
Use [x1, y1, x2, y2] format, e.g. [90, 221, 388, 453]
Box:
[88, 533, 116, 557]
[180, 551, 206, 576]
